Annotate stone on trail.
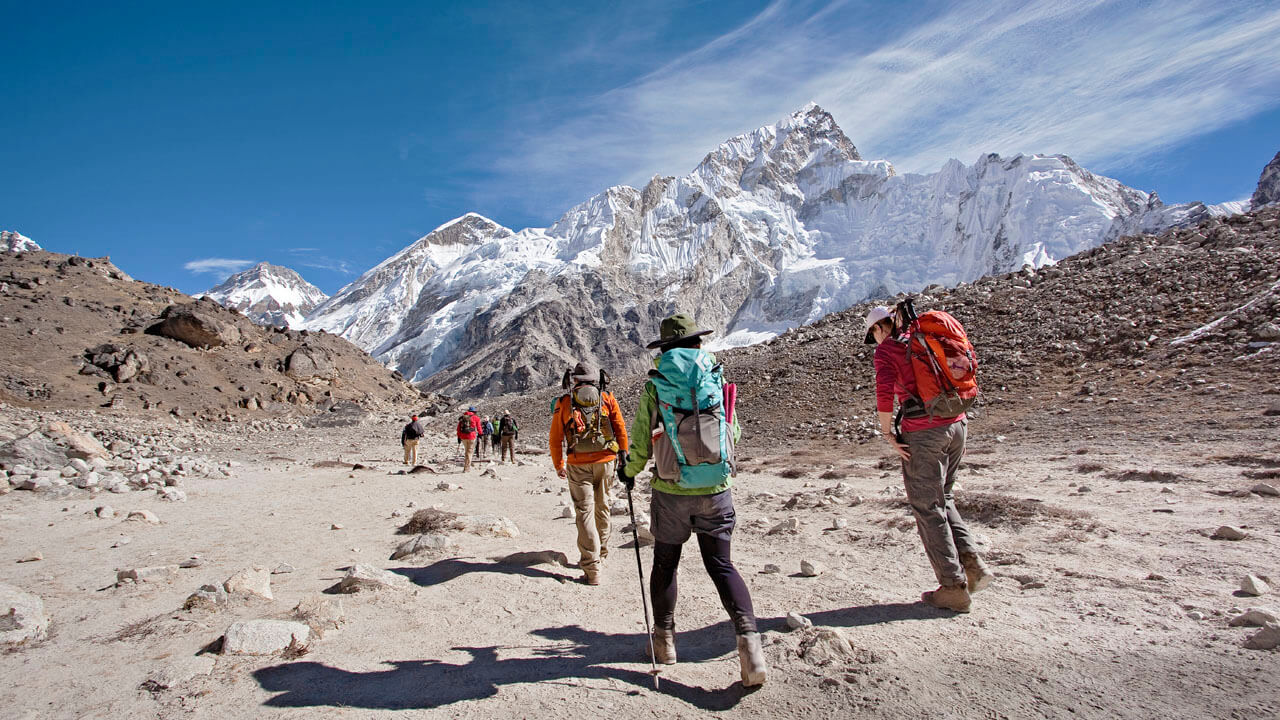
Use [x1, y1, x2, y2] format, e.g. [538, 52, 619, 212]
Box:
[184, 584, 229, 611]
[0, 583, 49, 647]
[1212, 525, 1247, 541]
[762, 564, 782, 574]
[390, 534, 455, 560]
[798, 627, 864, 666]
[559, 506, 574, 519]
[223, 566, 273, 600]
[272, 563, 295, 575]
[17, 553, 42, 563]
[786, 611, 814, 630]
[436, 482, 461, 491]
[1229, 608, 1280, 627]
[221, 619, 310, 655]
[179, 557, 204, 569]
[116, 565, 178, 584]
[337, 564, 410, 593]
[1241, 575, 1271, 596]
[127, 510, 160, 524]
[1243, 623, 1280, 650]
[455, 514, 519, 538]
[829, 518, 848, 530]
[142, 655, 216, 691]
[44, 421, 109, 460]
[768, 517, 800, 536]
[799, 560, 824, 577]
[292, 595, 346, 637]
[330, 523, 344, 530]
[1250, 483, 1280, 497]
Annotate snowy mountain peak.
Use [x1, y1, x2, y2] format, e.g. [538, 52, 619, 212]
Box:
[426, 212, 512, 245]
[201, 262, 327, 328]
[2, 230, 40, 253]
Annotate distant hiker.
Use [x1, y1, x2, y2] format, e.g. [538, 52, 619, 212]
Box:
[401, 415, 425, 465]
[864, 300, 992, 614]
[455, 407, 482, 472]
[550, 363, 628, 586]
[476, 415, 493, 460]
[617, 314, 766, 687]
[498, 410, 518, 463]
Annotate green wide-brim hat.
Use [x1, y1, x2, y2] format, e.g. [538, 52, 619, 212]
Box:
[647, 313, 713, 349]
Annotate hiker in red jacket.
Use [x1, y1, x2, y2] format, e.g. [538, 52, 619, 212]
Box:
[455, 407, 483, 473]
[865, 306, 993, 613]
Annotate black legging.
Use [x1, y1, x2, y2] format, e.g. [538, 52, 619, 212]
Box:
[651, 535, 757, 635]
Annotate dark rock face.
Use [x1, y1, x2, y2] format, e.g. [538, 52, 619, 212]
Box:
[1252, 151, 1280, 209]
[284, 345, 335, 381]
[84, 344, 151, 383]
[146, 304, 242, 348]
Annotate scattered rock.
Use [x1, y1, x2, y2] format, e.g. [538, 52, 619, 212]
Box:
[436, 482, 461, 491]
[1212, 525, 1248, 541]
[1241, 574, 1271, 596]
[767, 517, 800, 536]
[762, 564, 782, 574]
[126, 510, 160, 524]
[184, 584, 229, 610]
[116, 565, 178, 584]
[1229, 608, 1280, 627]
[292, 595, 346, 638]
[799, 560, 824, 577]
[16, 553, 42, 563]
[1186, 611, 1205, 621]
[272, 563, 296, 575]
[1243, 622, 1280, 650]
[141, 655, 216, 691]
[221, 619, 310, 655]
[43, 421, 109, 460]
[797, 627, 870, 666]
[0, 582, 49, 646]
[389, 534, 455, 560]
[455, 514, 519, 538]
[179, 557, 204, 569]
[829, 518, 848, 530]
[559, 506, 574, 519]
[223, 566, 273, 600]
[336, 564, 410, 593]
[786, 611, 813, 630]
[330, 523, 344, 530]
[1250, 483, 1280, 497]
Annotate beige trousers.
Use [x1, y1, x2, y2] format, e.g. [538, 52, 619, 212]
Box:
[403, 438, 418, 465]
[566, 461, 614, 574]
[500, 435, 516, 463]
[461, 438, 474, 472]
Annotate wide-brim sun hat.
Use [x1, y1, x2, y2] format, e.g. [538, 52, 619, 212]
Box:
[647, 313, 713, 349]
[863, 306, 893, 344]
[570, 362, 599, 379]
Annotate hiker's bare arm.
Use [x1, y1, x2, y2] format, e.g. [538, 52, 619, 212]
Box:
[878, 411, 909, 460]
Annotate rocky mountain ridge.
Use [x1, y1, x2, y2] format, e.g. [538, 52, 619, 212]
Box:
[1253, 150, 1280, 209]
[201, 262, 328, 328]
[3, 231, 40, 253]
[304, 104, 1241, 398]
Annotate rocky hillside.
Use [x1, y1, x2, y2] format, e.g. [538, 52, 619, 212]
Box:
[1253, 150, 1280, 209]
[307, 105, 1232, 398]
[202, 261, 328, 328]
[0, 248, 422, 423]
[503, 204, 1280, 451]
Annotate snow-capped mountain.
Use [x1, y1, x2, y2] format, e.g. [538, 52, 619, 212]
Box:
[2, 231, 40, 253]
[305, 104, 1230, 397]
[202, 262, 328, 328]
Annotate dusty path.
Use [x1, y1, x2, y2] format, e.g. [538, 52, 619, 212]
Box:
[2, 409, 1278, 719]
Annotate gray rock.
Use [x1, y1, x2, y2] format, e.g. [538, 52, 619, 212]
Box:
[158, 487, 186, 502]
[184, 583, 229, 610]
[761, 563, 782, 574]
[146, 303, 241, 349]
[127, 510, 161, 524]
[43, 421, 109, 460]
[1243, 622, 1280, 650]
[1212, 525, 1247, 540]
[829, 518, 848, 530]
[1241, 574, 1271, 596]
[390, 534, 455, 560]
[1229, 607, 1280, 627]
[1, 433, 67, 471]
[455, 514, 519, 538]
[786, 611, 813, 630]
[767, 517, 800, 535]
[221, 619, 310, 655]
[284, 344, 335, 381]
[1186, 610, 1205, 621]
[0, 583, 49, 646]
[16, 477, 53, 492]
[179, 557, 204, 569]
[292, 595, 346, 637]
[223, 566, 273, 600]
[559, 506, 574, 519]
[337, 564, 410, 593]
[797, 627, 861, 666]
[1250, 483, 1280, 497]
[799, 560, 824, 577]
[141, 655, 216, 690]
[271, 563, 295, 575]
[17, 553, 42, 563]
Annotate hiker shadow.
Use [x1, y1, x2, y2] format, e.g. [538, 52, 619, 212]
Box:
[390, 556, 575, 587]
[804, 602, 946, 627]
[253, 622, 750, 711]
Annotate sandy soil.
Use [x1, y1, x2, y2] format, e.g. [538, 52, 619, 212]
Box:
[2, 401, 1278, 720]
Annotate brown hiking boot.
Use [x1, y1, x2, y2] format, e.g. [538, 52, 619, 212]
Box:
[737, 632, 767, 687]
[652, 628, 677, 665]
[582, 569, 600, 586]
[922, 583, 971, 613]
[960, 552, 994, 592]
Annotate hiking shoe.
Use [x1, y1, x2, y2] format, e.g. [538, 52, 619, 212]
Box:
[922, 584, 971, 613]
[653, 628, 677, 665]
[960, 552, 994, 593]
[582, 570, 600, 586]
[737, 632, 767, 687]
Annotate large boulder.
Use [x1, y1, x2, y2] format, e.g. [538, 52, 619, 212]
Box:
[44, 422, 109, 460]
[336, 564, 410, 593]
[221, 619, 310, 655]
[223, 566, 273, 600]
[0, 583, 50, 647]
[284, 344, 336, 381]
[390, 534, 455, 560]
[83, 344, 151, 383]
[146, 303, 242, 348]
[303, 400, 370, 429]
[0, 433, 67, 470]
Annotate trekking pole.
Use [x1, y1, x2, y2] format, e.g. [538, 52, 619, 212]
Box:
[623, 454, 660, 689]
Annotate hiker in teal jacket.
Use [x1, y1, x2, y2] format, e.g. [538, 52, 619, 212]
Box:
[617, 313, 765, 687]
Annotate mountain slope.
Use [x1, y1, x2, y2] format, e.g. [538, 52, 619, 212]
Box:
[3, 231, 40, 253]
[305, 104, 1230, 397]
[202, 262, 328, 328]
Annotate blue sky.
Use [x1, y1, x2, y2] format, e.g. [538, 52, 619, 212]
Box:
[4, 0, 1279, 296]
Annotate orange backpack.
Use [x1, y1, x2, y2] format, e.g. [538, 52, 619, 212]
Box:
[897, 299, 979, 419]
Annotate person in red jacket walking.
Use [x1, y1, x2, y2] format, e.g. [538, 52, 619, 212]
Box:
[864, 306, 993, 613]
[455, 406, 483, 473]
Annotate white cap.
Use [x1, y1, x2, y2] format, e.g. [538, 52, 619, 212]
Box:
[864, 306, 893, 344]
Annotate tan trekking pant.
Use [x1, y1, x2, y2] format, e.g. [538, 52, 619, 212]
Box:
[461, 438, 474, 472]
[901, 420, 975, 586]
[500, 435, 516, 463]
[403, 439, 418, 465]
[566, 461, 614, 574]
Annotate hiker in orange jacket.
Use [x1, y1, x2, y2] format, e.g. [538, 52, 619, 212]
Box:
[549, 362, 628, 585]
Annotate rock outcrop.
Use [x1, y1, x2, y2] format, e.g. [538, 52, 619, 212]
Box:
[1252, 150, 1280, 209]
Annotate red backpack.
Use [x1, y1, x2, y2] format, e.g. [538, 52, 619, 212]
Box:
[896, 298, 979, 419]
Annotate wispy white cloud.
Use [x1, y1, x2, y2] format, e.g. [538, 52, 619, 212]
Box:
[492, 0, 1280, 215]
[184, 257, 254, 276]
[299, 258, 355, 275]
